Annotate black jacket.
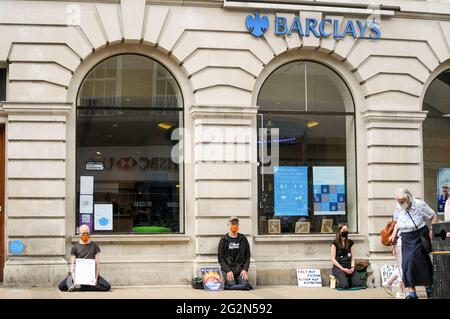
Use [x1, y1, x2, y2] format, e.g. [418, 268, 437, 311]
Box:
[218, 233, 251, 274]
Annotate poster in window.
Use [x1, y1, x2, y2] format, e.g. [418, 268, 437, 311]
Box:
[80, 176, 94, 195]
[79, 195, 93, 214]
[313, 166, 346, 215]
[274, 166, 308, 216]
[437, 168, 450, 214]
[320, 218, 334, 233]
[94, 204, 113, 231]
[79, 213, 93, 230]
[268, 219, 281, 234]
[200, 267, 224, 291]
[295, 221, 310, 233]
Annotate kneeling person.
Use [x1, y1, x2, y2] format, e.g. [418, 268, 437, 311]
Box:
[59, 224, 111, 292]
[218, 217, 252, 290]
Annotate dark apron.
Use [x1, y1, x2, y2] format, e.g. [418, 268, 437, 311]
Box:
[401, 225, 433, 288]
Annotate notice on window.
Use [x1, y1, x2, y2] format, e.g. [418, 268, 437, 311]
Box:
[79, 195, 93, 214]
[297, 269, 322, 288]
[94, 204, 113, 231]
[313, 166, 346, 215]
[80, 176, 94, 195]
[74, 258, 96, 286]
[79, 214, 93, 230]
[274, 166, 308, 217]
[437, 168, 450, 214]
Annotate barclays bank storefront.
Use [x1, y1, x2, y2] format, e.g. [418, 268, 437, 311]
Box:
[0, 0, 449, 287]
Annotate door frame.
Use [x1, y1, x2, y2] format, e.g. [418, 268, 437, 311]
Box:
[0, 125, 4, 282]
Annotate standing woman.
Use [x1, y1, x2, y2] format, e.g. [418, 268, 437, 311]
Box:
[330, 224, 363, 289]
[389, 187, 437, 299]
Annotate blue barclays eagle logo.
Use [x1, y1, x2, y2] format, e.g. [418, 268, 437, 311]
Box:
[99, 217, 109, 226]
[245, 13, 269, 37]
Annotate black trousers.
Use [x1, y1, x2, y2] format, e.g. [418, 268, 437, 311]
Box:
[332, 266, 363, 289]
[222, 271, 252, 290]
[58, 274, 111, 292]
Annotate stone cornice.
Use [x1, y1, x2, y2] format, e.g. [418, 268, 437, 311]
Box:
[361, 109, 428, 123]
[1, 102, 73, 116]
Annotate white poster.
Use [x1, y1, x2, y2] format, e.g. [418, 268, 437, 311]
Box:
[94, 204, 113, 230]
[79, 195, 93, 214]
[80, 176, 94, 195]
[297, 269, 322, 288]
[380, 264, 399, 287]
[74, 258, 96, 286]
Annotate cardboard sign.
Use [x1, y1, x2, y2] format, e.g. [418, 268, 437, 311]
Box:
[297, 269, 322, 288]
[380, 264, 399, 286]
[74, 258, 96, 286]
[201, 267, 224, 291]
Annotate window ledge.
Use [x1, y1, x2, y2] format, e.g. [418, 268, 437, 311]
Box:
[70, 234, 191, 244]
[254, 234, 367, 243]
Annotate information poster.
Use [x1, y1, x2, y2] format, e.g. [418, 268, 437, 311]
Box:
[274, 166, 308, 216]
[79, 195, 93, 215]
[74, 258, 96, 286]
[437, 168, 450, 214]
[79, 214, 93, 230]
[80, 176, 94, 195]
[94, 204, 113, 231]
[313, 166, 346, 215]
[297, 269, 322, 288]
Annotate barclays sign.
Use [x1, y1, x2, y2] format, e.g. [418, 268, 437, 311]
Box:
[245, 13, 381, 39]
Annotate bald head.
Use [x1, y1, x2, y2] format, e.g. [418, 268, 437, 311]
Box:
[80, 224, 90, 234]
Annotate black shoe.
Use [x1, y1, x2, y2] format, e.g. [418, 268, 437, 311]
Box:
[426, 291, 432, 299]
[405, 294, 418, 299]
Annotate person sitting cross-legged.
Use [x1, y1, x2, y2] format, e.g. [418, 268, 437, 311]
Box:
[58, 224, 111, 292]
[218, 216, 253, 290]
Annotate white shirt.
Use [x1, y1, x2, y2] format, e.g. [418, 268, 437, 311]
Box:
[445, 199, 450, 222]
[393, 198, 436, 233]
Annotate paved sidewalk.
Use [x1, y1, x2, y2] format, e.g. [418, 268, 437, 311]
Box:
[0, 285, 428, 299]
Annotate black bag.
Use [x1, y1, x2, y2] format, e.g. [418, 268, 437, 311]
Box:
[191, 276, 204, 289]
[406, 210, 432, 254]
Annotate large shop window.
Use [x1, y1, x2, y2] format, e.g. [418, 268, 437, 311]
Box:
[76, 54, 183, 234]
[423, 69, 450, 217]
[257, 61, 357, 235]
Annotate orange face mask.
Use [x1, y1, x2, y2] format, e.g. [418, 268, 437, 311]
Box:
[81, 234, 90, 243]
[230, 225, 239, 233]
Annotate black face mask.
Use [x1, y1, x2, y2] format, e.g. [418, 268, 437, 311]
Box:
[340, 231, 349, 238]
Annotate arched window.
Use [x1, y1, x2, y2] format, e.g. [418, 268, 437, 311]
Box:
[423, 69, 450, 216]
[257, 61, 357, 234]
[76, 54, 183, 234]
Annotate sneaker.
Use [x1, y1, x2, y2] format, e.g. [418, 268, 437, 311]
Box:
[396, 291, 406, 299]
[383, 284, 393, 297]
[67, 284, 80, 292]
[405, 294, 418, 299]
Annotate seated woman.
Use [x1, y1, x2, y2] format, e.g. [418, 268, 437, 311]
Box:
[330, 224, 364, 289]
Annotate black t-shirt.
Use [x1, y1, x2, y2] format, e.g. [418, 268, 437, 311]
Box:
[227, 235, 240, 264]
[70, 242, 101, 259]
[332, 239, 354, 268]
